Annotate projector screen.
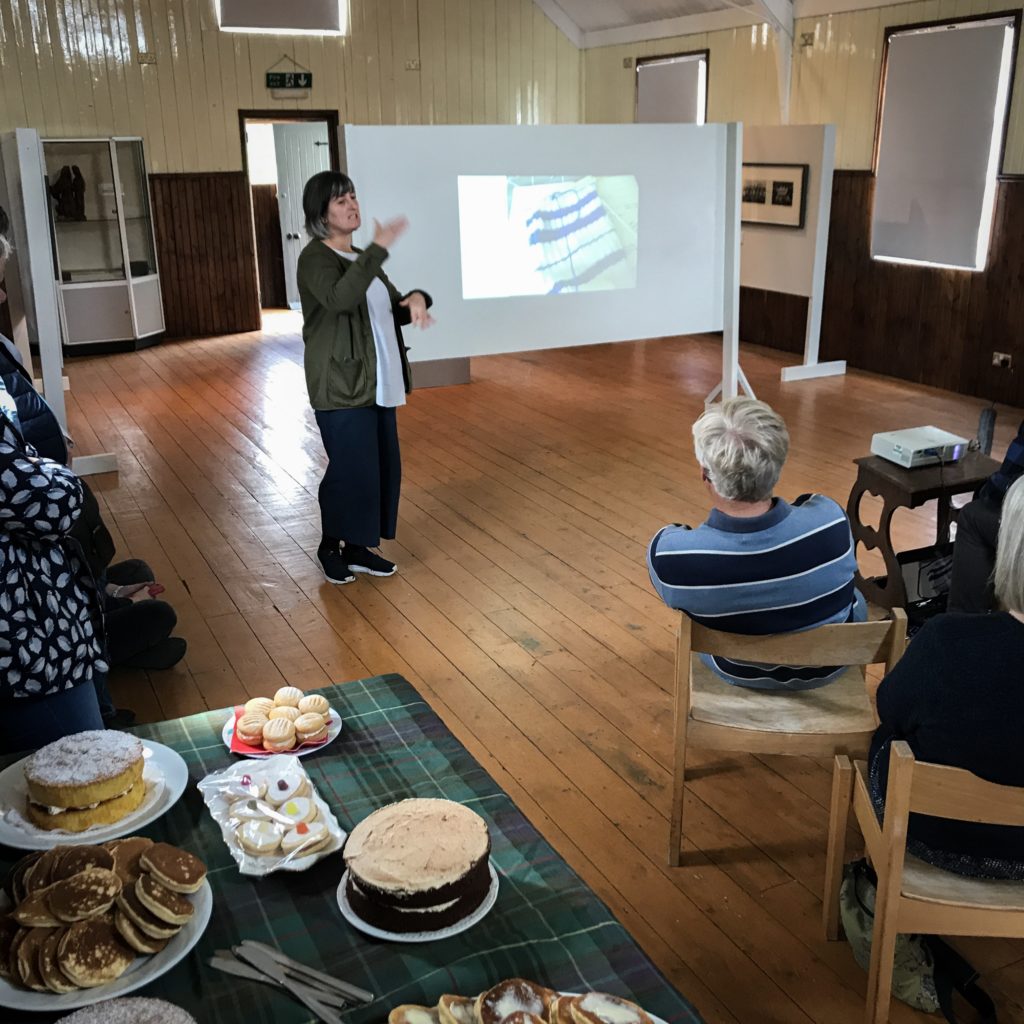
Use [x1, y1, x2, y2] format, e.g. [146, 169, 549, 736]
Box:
[344, 125, 729, 360]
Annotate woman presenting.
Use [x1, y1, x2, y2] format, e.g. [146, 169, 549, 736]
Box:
[297, 171, 434, 584]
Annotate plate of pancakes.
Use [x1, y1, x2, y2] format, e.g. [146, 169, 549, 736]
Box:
[221, 687, 342, 758]
[0, 737, 188, 851]
[0, 837, 212, 1013]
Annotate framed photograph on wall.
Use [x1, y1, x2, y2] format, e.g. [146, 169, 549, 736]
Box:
[741, 163, 809, 229]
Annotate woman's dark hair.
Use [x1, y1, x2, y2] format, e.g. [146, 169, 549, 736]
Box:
[302, 171, 355, 240]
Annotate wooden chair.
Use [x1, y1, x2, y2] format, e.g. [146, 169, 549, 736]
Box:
[822, 742, 1024, 1024]
[668, 608, 906, 866]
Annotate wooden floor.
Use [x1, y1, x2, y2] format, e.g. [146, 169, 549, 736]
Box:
[66, 313, 1024, 1024]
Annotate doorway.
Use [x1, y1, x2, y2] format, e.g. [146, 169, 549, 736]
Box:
[240, 110, 340, 311]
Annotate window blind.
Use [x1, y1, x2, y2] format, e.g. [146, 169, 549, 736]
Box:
[217, 0, 345, 34]
[636, 55, 707, 125]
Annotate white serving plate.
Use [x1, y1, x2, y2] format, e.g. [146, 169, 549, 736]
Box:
[0, 879, 212, 1012]
[0, 741, 188, 851]
[221, 710, 342, 758]
[336, 861, 499, 943]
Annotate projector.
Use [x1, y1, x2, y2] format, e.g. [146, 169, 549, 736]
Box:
[870, 426, 970, 469]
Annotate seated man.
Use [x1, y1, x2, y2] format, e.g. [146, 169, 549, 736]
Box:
[647, 397, 865, 690]
[947, 417, 1024, 614]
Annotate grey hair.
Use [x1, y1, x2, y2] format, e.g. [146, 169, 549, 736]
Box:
[692, 397, 789, 503]
[994, 476, 1024, 613]
[0, 204, 12, 263]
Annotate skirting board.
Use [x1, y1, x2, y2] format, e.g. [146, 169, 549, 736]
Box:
[781, 360, 847, 382]
[411, 357, 471, 389]
[72, 453, 118, 476]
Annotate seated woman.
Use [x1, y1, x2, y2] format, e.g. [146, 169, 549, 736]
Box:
[869, 475, 1024, 879]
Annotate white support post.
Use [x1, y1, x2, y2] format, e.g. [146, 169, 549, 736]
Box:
[707, 122, 753, 405]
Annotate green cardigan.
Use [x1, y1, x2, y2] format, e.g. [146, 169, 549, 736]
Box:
[296, 239, 431, 411]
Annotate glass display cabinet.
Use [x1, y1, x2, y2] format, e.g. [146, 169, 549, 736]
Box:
[41, 137, 164, 348]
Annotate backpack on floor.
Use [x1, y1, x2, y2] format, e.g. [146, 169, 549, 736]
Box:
[839, 859, 997, 1022]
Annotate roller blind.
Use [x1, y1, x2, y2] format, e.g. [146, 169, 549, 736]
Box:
[636, 55, 707, 125]
[217, 0, 345, 34]
[871, 19, 1015, 270]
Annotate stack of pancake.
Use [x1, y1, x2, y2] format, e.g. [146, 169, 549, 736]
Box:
[23, 731, 147, 832]
[389, 980, 655, 1024]
[343, 798, 492, 933]
[0, 837, 206, 993]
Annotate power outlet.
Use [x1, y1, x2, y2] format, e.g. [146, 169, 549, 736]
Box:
[405, 58, 420, 71]
[623, 57, 634, 68]
[137, 51, 156, 65]
[993, 351, 1013, 369]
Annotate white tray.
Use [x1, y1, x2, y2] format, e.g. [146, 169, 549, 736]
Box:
[0, 740, 188, 850]
[221, 710, 342, 758]
[336, 861, 499, 943]
[0, 879, 212, 1012]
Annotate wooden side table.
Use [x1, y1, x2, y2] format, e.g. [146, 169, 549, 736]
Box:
[846, 451, 999, 609]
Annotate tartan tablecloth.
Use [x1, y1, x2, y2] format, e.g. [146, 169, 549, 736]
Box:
[0, 674, 703, 1024]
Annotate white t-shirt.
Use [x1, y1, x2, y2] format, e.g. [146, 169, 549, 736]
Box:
[334, 249, 406, 408]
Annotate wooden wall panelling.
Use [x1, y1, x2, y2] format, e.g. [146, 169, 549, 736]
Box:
[251, 185, 287, 309]
[738, 287, 807, 354]
[149, 172, 261, 338]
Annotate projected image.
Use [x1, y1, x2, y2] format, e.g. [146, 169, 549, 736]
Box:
[458, 175, 639, 299]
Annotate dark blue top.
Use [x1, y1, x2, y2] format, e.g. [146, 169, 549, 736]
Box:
[869, 612, 1024, 879]
[980, 418, 1024, 505]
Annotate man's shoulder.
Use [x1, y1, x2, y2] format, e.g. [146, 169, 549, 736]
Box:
[789, 492, 847, 521]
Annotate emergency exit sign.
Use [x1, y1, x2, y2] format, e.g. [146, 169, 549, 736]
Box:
[267, 72, 312, 89]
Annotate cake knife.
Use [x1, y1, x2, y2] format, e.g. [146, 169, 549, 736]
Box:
[233, 944, 346, 1024]
[238, 940, 374, 1004]
[209, 952, 350, 1010]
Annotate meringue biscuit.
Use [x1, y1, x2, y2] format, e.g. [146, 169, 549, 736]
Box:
[116, 887, 180, 940]
[244, 697, 275, 717]
[294, 712, 328, 744]
[235, 713, 268, 746]
[264, 771, 308, 806]
[48, 867, 122, 923]
[273, 686, 303, 708]
[114, 908, 169, 955]
[139, 843, 207, 895]
[277, 797, 317, 825]
[38, 927, 78, 993]
[58, 918, 135, 988]
[237, 820, 284, 856]
[268, 706, 300, 723]
[297, 694, 330, 718]
[281, 821, 330, 856]
[261, 718, 296, 753]
[135, 875, 194, 926]
[105, 836, 155, 887]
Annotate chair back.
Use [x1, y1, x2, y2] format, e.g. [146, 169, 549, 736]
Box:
[680, 608, 907, 671]
[889, 741, 1024, 829]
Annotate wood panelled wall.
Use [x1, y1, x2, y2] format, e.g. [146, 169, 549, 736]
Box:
[251, 185, 287, 310]
[0, 0, 580, 174]
[149, 173, 261, 338]
[747, 172, 1024, 407]
[584, 0, 1024, 173]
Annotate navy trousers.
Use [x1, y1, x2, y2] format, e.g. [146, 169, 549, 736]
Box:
[314, 405, 401, 548]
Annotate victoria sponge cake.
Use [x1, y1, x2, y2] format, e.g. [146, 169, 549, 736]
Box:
[24, 731, 145, 832]
[343, 798, 491, 933]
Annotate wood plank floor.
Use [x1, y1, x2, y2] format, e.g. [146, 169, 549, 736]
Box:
[65, 314, 1024, 1023]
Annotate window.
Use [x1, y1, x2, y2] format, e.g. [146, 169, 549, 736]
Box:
[635, 52, 708, 126]
[216, 0, 346, 36]
[871, 16, 1017, 271]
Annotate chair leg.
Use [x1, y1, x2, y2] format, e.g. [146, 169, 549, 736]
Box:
[863, 879, 899, 1024]
[822, 755, 854, 941]
[668, 707, 689, 867]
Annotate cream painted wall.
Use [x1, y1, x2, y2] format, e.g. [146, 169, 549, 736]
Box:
[584, 0, 1024, 173]
[0, 0, 581, 174]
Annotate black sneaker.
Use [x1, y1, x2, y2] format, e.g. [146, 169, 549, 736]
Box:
[345, 545, 397, 577]
[318, 546, 356, 585]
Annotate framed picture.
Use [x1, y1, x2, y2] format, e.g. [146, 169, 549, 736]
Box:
[741, 163, 809, 229]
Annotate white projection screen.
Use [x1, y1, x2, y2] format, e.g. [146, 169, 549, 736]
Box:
[343, 125, 730, 360]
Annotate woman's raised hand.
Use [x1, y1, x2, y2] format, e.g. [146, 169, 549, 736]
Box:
[400, 292, 435, 329]
[373, 216, 409, 250]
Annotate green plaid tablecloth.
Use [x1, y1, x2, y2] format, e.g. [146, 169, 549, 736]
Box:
[0, 674, 702, 1024]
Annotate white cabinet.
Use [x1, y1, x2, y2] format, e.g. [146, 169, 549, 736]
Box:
[42, 137, 164, 348]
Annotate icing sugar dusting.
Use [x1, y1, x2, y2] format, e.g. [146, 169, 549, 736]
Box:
[579, 994, 644, 1024]
[25, 731, 143, 788]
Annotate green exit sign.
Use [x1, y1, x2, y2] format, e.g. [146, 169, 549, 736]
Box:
[267, 71, 312, 89]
